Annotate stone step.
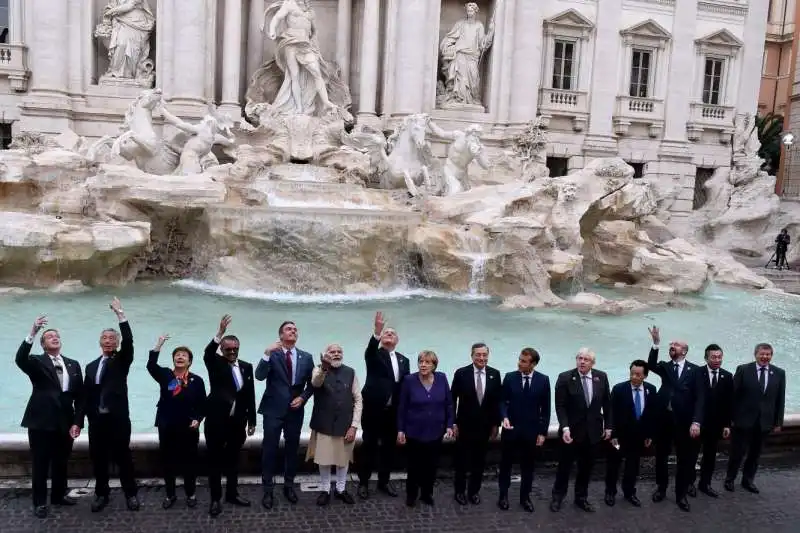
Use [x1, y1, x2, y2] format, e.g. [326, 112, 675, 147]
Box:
[206, 205, 422, 225]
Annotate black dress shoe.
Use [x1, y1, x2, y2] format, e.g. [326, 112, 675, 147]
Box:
[604, 493, 616, 507]
[699, 485, 719, 498]
[497, 497, 509, 510]
[34, 505, 48, 519]
[357, 484, 370, 500]
[162, 496, 177, 509]
[335, 490, 355, 505]
[126, 496, 141, 511]
[742, 482, 760, 494]
[652, 489, 666, 502]
[52, 496, 77, 506]
[724, 480, 735, 492]
[521, 498, 534, 513]
[261, 492, 274, 510]
[575, 499, 595, 513]
[316, 491, 331, 506]
[625, 494, 642, 507]
[226, 494, 251, 507]
[455, 492, 468, 506]
[378, 481, 398, 497]
[186, 495, 198, 508]
[549, 497, 563, 512]
[468, 493, 481, 505]
[687, 484, 697, 498]
[283, 485, 299, 504]
[209, 500, 222, 517]
[91, 496, 109, 513]
[420, 494, 434, 506]
[677, 497, 691, 512]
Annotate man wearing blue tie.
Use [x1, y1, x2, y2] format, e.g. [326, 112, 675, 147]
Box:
[604, 360, 658, 507]
[256, 321, 314, 510]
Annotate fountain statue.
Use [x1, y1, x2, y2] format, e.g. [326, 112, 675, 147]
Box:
[94, 0, 156, 88]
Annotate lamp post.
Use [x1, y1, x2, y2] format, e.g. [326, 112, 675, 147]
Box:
[782, 132, 795, 196]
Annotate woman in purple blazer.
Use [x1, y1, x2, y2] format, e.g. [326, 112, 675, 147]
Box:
[397, 350, 454, 507]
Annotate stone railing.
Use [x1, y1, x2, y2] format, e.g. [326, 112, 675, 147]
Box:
[613, 96, 665, 137]
[689, 102, 735, 127]
[0, 43, 29, 92]
[537, 88, 589, 131]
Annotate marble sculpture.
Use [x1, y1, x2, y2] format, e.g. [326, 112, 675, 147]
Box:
[94, 0, 156, 88]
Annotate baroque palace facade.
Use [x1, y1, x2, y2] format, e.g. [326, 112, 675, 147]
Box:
[0, 0, 769, 227]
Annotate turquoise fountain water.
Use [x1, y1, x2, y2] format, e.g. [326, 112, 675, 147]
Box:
[2, 281, 798, 433]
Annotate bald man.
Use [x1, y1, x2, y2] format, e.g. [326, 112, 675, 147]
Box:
[646, 326, 705, 512]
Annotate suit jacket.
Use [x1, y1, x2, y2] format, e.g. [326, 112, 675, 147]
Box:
[647, 347, 705, 426]
[554, 368, 612, 444]
[203, 339, 256, 428]
[699, 365, 734, 432]
[500, 370, 551, 439]
[731, 362, 786, 432]
[451, 364, 502, 437]
[16, 340, 85, 432]
[83, 321, 134, 421]
[146, 350, 207, 428]
[609, 381, 658, 442]
[360, 335, 410, 410]
[255, 346, 314, 419]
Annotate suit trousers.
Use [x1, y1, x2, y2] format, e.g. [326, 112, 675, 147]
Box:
[726, 427, 769, 484]
[454, 429, 491, 496]
[157, 425, 200, 498]
[605, 439, 644, 497]
[204, 414, 247, 502]
[28, 429, 74, 507]
[261, 409, 304, 492]
[654, 415, 700, 498]
[89, 414, 138, 498]
[552, 439, 595, 501]
[405, 437, 442, 501]
[498, 434, 537, 501]
[358, 404, 398, 487]
[691, 426, 722, 487]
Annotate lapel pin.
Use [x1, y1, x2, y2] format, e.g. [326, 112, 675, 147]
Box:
[770, 371, 774, 375]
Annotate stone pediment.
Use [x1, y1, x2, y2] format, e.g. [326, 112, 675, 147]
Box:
[620, 19, 672, 48]
[695, 29, 743, 57]
[543, 9, 595, 39]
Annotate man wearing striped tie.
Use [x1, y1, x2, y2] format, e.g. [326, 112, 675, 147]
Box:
[604, 360, 659, 508]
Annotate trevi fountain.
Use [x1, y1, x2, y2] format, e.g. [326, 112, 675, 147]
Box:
[0, 0, 798, 432]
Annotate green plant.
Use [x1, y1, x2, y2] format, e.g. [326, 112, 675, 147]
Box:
[756, 112, 783, 175]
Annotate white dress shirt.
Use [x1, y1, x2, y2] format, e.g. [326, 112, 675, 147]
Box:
[580, 370, 593, 400]
[673, 358, 686, 378]
[474, 365, 485, 399]
[757, 364, 769, 390]
[631, 383, 645, 411]
[230, 360, 243, 416]
[707, 367, 720, 386]
[50, 354, 69, 392]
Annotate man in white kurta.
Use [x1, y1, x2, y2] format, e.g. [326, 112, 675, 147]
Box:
[306, 344, 363, 505]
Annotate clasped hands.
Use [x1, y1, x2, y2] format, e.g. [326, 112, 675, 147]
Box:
[396, 427, 455, 446]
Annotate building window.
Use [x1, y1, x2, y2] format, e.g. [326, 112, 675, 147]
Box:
[628, 162, 645, 178]
[546, 157, 569, 177]
[702, 58, 724, 105]
[0, 123, 12, 149]
[629, 49, 651, 98]
[552, 40, 575, 90]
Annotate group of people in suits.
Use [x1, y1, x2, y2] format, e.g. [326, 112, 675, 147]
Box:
[16, 303, 787, 519]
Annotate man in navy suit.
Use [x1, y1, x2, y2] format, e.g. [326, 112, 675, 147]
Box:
[604, 360, 658, 507]
[256, 320, 314, 509]
[647, 326, 705, 512]
[16, 315, 85, 518]
[497, 348, 550, 512]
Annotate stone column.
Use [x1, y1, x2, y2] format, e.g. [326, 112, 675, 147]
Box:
[169, 0, 211, 107]
[390, 0, 434, 115]
[661, 0, 698, 144]
[509, 0, 541, 123]
[9, 0, 23, 43]
[737, 0, 771, 114]
[357, 0, 381, 127]
[67, 0, 85, 94]
[336, 0, 352, 85]
[219, 0, 244, 117]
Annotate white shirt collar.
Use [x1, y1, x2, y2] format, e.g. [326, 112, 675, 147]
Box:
[631, 383, 643, 391]
[673, 358, 686, 366]
[473, 365, 485, 373]
[521, 372, 533, 379]
[579, 370, 592, 379]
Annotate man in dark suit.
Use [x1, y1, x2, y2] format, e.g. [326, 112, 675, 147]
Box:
[550, 348, 612, 513]
[82, 297, 139, 513]
[725, 343, 786, 493]
[357, 311, 410, 499]
[646, 326, 704, 512]
[497, 347, 550, 512]
[203, 314, 257, 517]
[451, 342, 502, 506]
[256, 320, 314, 509]
[16, 315, 84, 518]
[689, 344, 733, 498]
[604, 360, 658, 508]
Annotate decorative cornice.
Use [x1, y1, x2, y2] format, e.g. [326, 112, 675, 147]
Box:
[697, 1, 748, 18]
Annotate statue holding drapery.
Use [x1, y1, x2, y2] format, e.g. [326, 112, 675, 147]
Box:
[94, 0, 156, 87]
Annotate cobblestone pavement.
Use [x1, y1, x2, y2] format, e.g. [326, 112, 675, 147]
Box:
[1, 467, 798, 533]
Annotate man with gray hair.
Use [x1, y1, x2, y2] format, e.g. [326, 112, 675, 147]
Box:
[551, 348, 612, 513]
[82, 297, 140, 513]
[306, 344, 362, 506]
